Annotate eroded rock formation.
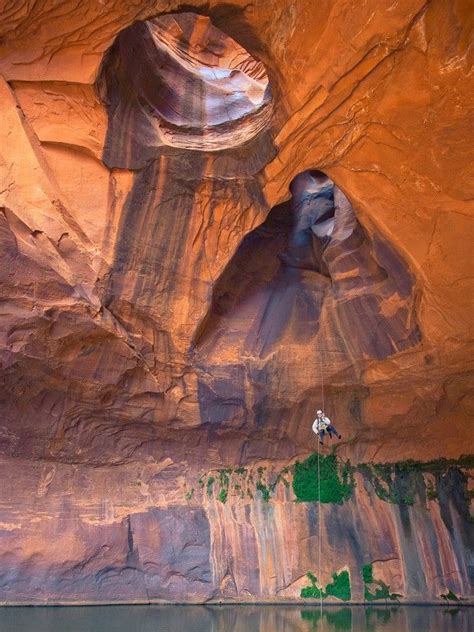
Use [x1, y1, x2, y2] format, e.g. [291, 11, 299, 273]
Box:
[0, 0, 472, 605]
[99, 12, 272, 154]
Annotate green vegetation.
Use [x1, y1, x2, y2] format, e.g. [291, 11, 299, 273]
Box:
[215, 468, 232, 504]
[256, 467, 271, 502]
[273, 468, 291, 490]
[301, 572, 324, 599]
[192, 454, 472, 507]
[301, 608, 352, 631]
[365, 582, 401, 602]
[426, 479, 438, 500]
[206, 476, 215, 496]
[293, 453, 355, 504]
[357, 456, 472, 506]
[441, 590, 460, 602]
[301, 570, 351, 601]
[362, 563, 402, 602]
[200, 464, 282, 504]
[256, 480, 271, 502]
[201, 468, 234, 504]
[301, 564, 403, 604]
[414, 455, 474, 472]
[184, 487, 194, 501]
[217, 488, 228, 503]
[233, 467, 247, 498]
[362, 564, 373, 584]
[325, 570, 351, 601]
[357, 462, 418, 505]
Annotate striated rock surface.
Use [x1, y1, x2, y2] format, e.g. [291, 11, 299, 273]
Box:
[0, 0, 473, 605]
[99, 12, 272, 154]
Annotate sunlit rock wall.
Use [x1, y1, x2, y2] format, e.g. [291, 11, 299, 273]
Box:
[0, 0, 472, 605]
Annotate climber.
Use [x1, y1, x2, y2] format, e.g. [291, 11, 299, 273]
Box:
[312, 410, 341, 445]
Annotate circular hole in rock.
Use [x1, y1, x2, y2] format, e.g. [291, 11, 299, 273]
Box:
[100, 12, 273, 152]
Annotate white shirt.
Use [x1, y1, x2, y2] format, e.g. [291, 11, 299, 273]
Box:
[312, 416, 330, 434]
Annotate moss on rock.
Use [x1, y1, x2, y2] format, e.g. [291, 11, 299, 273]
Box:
[362, 563, 402, 602]
[293, 453, 355, 504]
[301, 569, 351, 601]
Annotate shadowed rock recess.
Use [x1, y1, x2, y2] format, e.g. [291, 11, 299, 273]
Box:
[99, 12, 273, 160]
[0, 1, 473, 605]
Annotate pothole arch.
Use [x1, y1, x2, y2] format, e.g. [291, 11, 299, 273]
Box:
[194, 169, 420, 360]
[98, 12, 273, 155]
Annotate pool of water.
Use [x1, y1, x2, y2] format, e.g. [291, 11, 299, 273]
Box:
[0, 604, 471, 631]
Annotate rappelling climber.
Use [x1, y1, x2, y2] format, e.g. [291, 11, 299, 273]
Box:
[312, 410, 341, 445]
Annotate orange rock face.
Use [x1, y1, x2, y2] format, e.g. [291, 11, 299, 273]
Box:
[0, 0, 472, 604]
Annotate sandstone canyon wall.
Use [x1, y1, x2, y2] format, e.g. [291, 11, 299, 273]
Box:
[0, 0, 473, 604]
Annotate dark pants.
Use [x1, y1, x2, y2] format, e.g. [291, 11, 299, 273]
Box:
[319, 424, 340, 443]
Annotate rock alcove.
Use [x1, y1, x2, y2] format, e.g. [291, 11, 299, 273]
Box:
[0, 0, 472, 607]
[195, 169, 419, 360]
[192, 169, 420, 444]
[99, 12, 273, 158]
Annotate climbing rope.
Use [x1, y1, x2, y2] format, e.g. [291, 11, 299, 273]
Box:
[317, 424, 323, 623]
[317, 331, 325, 623]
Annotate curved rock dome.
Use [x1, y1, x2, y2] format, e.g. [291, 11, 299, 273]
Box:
[99, 12, 272, 153]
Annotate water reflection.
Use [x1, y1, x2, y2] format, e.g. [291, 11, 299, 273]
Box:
[300, 606, 471, 632]
[0, 605, 471, 632]
[301, 607, 352, 630]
